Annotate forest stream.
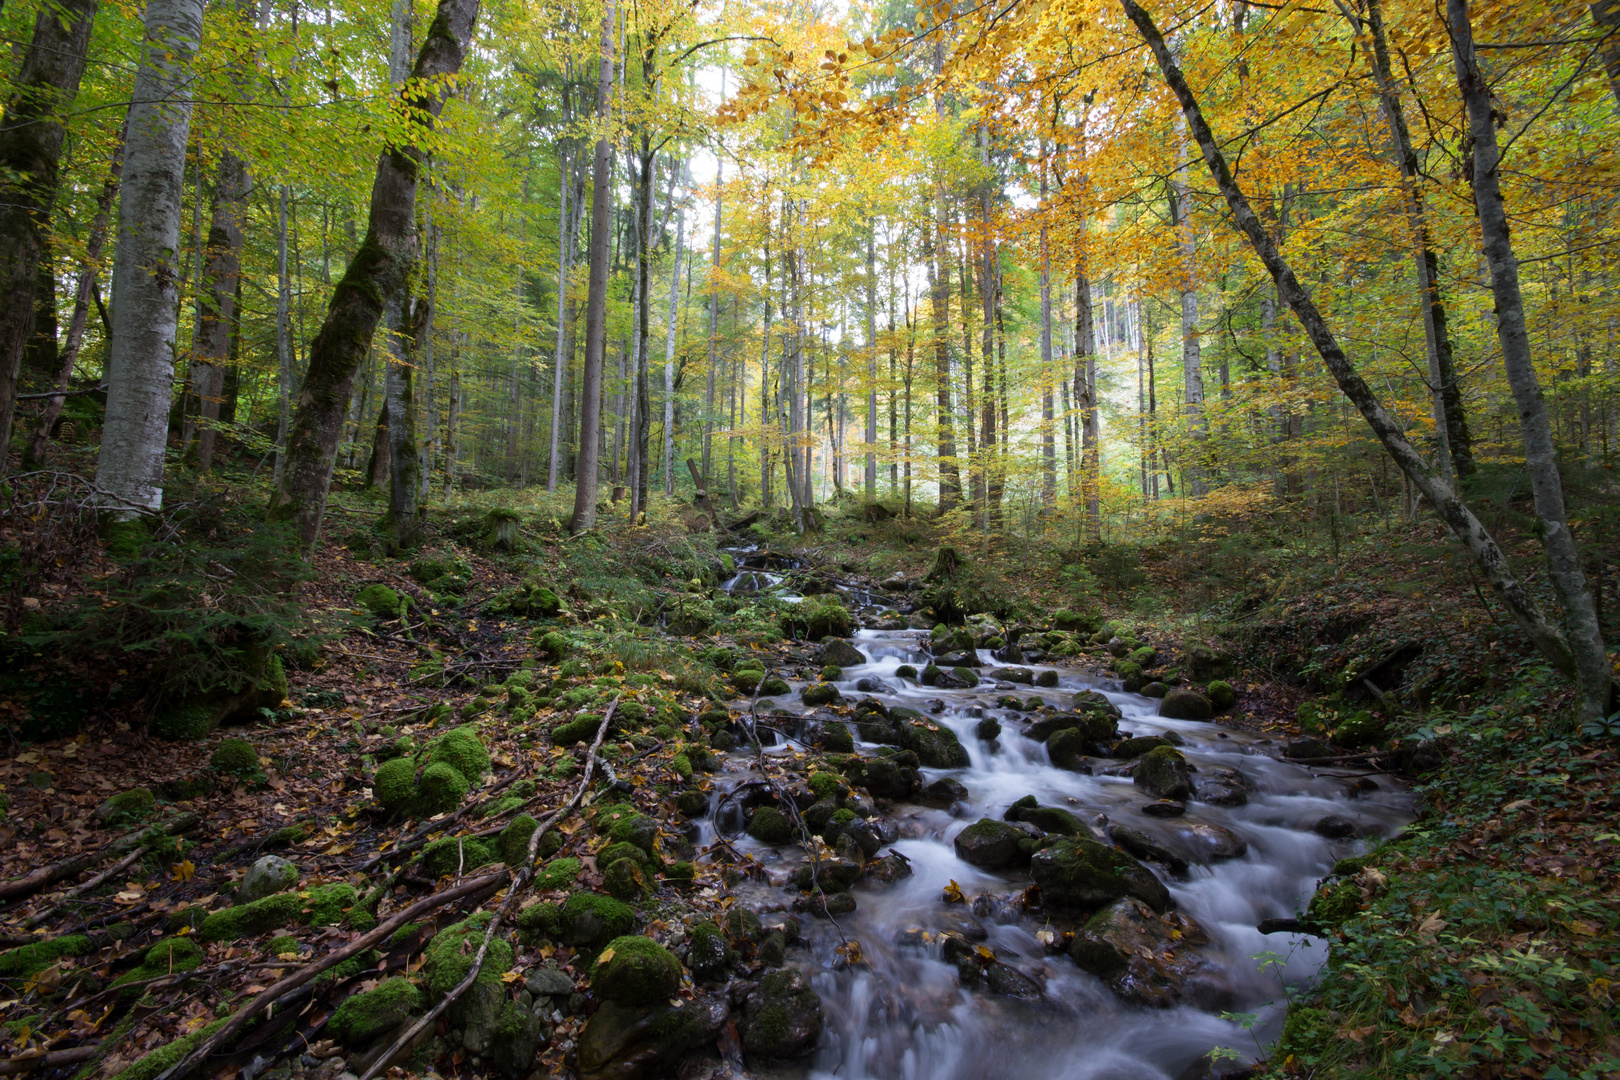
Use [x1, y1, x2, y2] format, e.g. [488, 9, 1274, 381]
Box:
[699, 576, 1413, 1080]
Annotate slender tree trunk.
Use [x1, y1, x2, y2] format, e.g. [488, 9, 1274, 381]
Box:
[272, 185, 294, 487]
[418, 209, 438, 495]
[1039, 143, 1056, 511]
[1450, 0, 1609, 720]
[189, 148, 248, 473]
[547, 136, 573, 493]
[662, 169, 686, 499]
[1591, 0, 1620, 113]
[1121, 0, 1578, 679]
[568, 0, 615, 534]
[865, 220, 879, 499]
[26, 127, 122, 467]
[267, 0, 480, 544]
[702, 157, 722, 485]
[95, 0, 204, 514]
[928, 195, 958, 511]
[0, 0, 97, 463]
[443, 358, 459, 495]
[1171, 120, 1205, 495]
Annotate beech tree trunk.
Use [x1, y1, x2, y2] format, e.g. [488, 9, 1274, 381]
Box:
[1450, 0, 1609, 721]
[1039, 142, 1056, 510]
[662, 175, 686, 500]
[1121, 0, 1578, 678]
[267, 0, 480, 545]
[95, 0, 205, 514]
[548, 141, 573, 493]
[0, 0, 98, 463]
[568, 0, 616, 534]
[865, 221, 879, 500]
[1171, 121, 1204, 495]
[383, 0, 419, 549]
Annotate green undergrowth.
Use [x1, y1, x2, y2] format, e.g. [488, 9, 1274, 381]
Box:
[1260, 667, 1620, 1079]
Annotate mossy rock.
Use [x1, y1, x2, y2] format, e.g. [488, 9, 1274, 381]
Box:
[687, 920, 734, 982]
[94, 788, 156, 826]
[373, 756, 418, 812]
[423, 914, 514, 996]
[108, 1015, 232, 1080]
[356, 584, 402, 619]
[1029, 836, 1170, 913]
[297, 884, 355, 927]
[746, 806, 794, 844]
[801, 682, 841, 707]
[499, 814, 541, 866]
[425, 726, 490, 782]
[208, 739, 260, 780]
[328, 977, 424, 1045]
[1306, 879, 1363, 929]
[552, 713, 606, 745]
[603, 858, 651, 901]
[589, 936, 680, 1007]
[534, 856, 581, 891]
[1204, 680, 1236, 710]
[266, 934, 300, 956]
[731, 668, 765, 693]
[420, 836, 497, 878]
[544, 892, 639, 948]
[414, 761, 471, 816]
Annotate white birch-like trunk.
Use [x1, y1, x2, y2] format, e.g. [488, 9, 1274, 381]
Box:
[662, 173, 686, 497]
[96, 0, 205, 514]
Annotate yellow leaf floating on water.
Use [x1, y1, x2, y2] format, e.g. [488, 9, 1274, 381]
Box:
[942, 880, 964, 904]
[976, 945, 995, 961]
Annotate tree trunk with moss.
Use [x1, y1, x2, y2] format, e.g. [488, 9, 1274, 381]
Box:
[189, 150, 248, 472]
[0, 0, 98, 462]
[266, 0, 481, 546]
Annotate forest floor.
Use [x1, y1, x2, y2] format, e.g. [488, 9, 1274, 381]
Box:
[0, 468, 1615, 1079]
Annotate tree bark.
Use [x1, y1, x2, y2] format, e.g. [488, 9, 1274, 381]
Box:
[267, 0, 480, 545]
[548, 139, 574, 494]
[189, 149, 247, 472]
[662, 168, 686, 500]
[95, 0, 204, 514]
[383, 0, 418, 549]
[865, 220, 879, 500]
[1171, 120, 1204, 495]
[1120, 0, 1577, 676]
[1039, 142, 1056, 511]
[568, 0, 616, 534]
[0, 0, 98, 464]
[26, 128, 122, 468]
[1450, 0, 1609, 719]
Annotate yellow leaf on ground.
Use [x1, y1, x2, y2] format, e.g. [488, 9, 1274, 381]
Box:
[171, 859, 196, 883]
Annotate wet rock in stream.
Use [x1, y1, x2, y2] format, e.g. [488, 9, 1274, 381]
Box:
[1067, 897, 1210, 1007]
[1030, 836, 1171, 912]
[953, 818, 1030, 869]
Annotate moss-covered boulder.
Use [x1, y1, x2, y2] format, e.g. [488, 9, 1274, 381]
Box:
[1030, 837, 1169, 913]
[952, 818, 1027, 869]
[841, 754, 920, 800]
[590, 936, 681, 1007]
[1046, 728, 1093, 772]
[552, 713, 607, 745]
[1159, 688, 1213, 721]
[1204, 680, 1236, 710]
[1133, 746, 1193, 802]
[686, 921, 733, 982]
[741, 967, 824, 1060]
[94, 787, 155, 826]
[603, 857, 651, 901]
[746, 806, 794, 844]
[1110, 735, 1169, 758]
[356, 584, 402, 619]
[423, 913, 514, 996]
[208, 739, 260, 780]
[1003, 796, 1087, 837]
[373, 756, 418, 812]
[328, 977, 424, 1045]
[415, 761, 471, 816]
[114, 938, 203, 990]
[534, 856, 581, 891]
[576, 998, 725, 1080]
[420, 836, 498, 878]
[1306, 879, 1363, 929]
[547, 892, 639, 948]
[498, 814, 540, 866]
[1067, 897, 1210, 1006]
[426, 726, 491, 782]
[801, 682, 841, 707]
[891, 711, 970, 768]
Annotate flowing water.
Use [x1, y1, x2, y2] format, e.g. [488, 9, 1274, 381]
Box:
[697, 624, 1414, 1080]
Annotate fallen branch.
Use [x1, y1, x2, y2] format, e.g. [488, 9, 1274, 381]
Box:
[0, 813, 199, 905]
[0, 1044, 103, 1075]
[154, 871, 506, 1080]
[355, 697, 619, 1080]
[355, 773, 522, 873]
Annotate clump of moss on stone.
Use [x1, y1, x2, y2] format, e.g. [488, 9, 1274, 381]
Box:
[747, 807, 794, 844]
[414, 762, 470, 816]
[533, 856, 581, 891]
[208, 739, 260, 780]
[1306, 879, 1363, 929]
[328, 978, 424, 1045]
[420, 836, 497, 878]
[372, 757, 417, 812]
[498, 814, 540, 866]
[109, 1016, 231, 1080]
[589, 936, 680, 1006]
[423, 914, 513, 995]
[356, 584, 401, 619]
[425, 726, 490, 782]
[113, 938, 202, 990]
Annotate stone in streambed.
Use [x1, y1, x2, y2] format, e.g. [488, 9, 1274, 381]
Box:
[1159, 689, 1213, 721]
[1003, 796, 1089, 837]
[576, 995, 728, 1080]
[1141, 800, 1186, 818]
[918, 777, 970, 809]
[1046, 728, 1094, 773]
[1134, 746, 1194, 802]
[741, 967, 824, 1060]
[1030, 836, 1170, 912]
[1173, 822, 1248, 861]
[1111, 735, 1169, 758]
[816, 638, 867, 668]
[800, 682, 841, 706]
[1067, 897, 1209, 1006]
[1313, 815, 1360, 839]
[1000, 667, 1034, 685]
[1108, 824, 1188, 874]
[953, 818, 1028, 869]
[841, 754, 920, 800]
[940, 934, 1042, 1000]
[1196, 782, 1248, 807]
[890, 710, 970, 768]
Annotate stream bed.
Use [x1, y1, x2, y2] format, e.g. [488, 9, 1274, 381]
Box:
[697, 624, 1414, 1080]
